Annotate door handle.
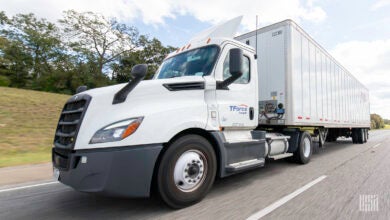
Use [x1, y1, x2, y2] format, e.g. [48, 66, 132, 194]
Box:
[249, 107, 254, 120]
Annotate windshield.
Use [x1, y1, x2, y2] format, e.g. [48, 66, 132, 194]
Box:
[156, 45, 219, 79]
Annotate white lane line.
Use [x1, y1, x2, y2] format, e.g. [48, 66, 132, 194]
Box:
[0, 181, 59, 193]
[372, 143, 381, 149]
[247, 175, 327, 220]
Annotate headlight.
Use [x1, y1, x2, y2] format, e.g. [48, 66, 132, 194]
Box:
[90, 117, 143, 144]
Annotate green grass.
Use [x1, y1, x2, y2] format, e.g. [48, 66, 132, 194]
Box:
[384, 124, 390, 130]
[0, 87, 69, 167]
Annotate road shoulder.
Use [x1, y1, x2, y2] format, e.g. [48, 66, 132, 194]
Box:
[0, 162, 52, 187]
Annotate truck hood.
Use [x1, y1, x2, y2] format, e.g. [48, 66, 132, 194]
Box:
[74, 76, 208, 149]
[82, 76, 205, 103]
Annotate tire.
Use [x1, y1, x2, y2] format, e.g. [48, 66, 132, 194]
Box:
[157, 135, 217, 209]
[362, 129, 366, 143]
[363, 129, 368, 143]
[293, 131, 313, 164]
[357, 128, 364, 144]
[352, 129, 358, 144]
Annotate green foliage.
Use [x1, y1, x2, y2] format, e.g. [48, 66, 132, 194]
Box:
[0, 10, 176, 94]
[370, 113, 385, 129]
[0, 75, 10, 86]
[0, 12, 64, 89]
[112, 35, 176, 82]
[59, 10, 140, 76]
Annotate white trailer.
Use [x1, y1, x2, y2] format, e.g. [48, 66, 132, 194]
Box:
[235, 20, 370, 128]
[52, 17, 370, 208]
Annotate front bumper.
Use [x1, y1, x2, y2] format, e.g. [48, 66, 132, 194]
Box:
[52, 144, 162, 198]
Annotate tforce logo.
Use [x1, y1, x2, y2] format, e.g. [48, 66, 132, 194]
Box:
[229, 104, 248, 114]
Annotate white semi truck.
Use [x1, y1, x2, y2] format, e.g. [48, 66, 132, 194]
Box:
[52, 17, 370, 208]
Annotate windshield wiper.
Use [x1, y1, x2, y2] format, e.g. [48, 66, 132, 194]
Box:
[168, 75, 182, 78]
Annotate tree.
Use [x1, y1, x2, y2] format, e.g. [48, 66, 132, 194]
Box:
[0, 10, 177, 94]
[59, 10, 139, 77]
[0, 12, 63, 89]
[0, 11, 7, 25]
[370, 113, 384, 129]
[112, 35, 176, 82]
[0, 37, 32, 87]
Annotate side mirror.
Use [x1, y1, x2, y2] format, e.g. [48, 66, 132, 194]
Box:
[113, 64, 148, 104]
[75, 85, 87, 94]
[229, 48, 243, 77]
[130, 64, 148, 80]
[217, 48, 243, 89]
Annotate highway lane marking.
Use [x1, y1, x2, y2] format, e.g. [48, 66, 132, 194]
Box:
[0, 181, 59, 193]
[246, 175, 327, 220]
[372, 143, 381, 149]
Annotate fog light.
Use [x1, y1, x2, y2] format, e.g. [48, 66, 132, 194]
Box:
[81, 156, 88, 164]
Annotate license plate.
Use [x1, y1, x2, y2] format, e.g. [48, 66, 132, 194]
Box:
[53, 167, 60, 180]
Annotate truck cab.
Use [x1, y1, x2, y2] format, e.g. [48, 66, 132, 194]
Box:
[52, 17, 314, 208]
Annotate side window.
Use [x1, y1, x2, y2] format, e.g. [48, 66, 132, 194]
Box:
[223, 53, 250, 84]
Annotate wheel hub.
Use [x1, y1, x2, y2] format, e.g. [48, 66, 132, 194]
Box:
[174, 150, 207, 192]
[187, 164, 200, 177]
[303, 137, 311, 157]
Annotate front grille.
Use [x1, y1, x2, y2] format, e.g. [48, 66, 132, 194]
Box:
[54, 94, 91, 149]
[52, 148, 71, 170]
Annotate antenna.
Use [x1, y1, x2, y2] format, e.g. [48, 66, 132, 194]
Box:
[255, 15, 258, 59]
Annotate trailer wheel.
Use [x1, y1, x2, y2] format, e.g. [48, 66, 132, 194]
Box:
[363, 129, 368, 143]
[293, 131, 312, 164]
[157, 134, 216, 209]
[357, 128, 364, 144]
[352, 129, 358, 144]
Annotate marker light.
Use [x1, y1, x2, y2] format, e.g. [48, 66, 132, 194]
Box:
[90, 117, 143, 144]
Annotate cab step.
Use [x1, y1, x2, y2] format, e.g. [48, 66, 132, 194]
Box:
[226, 158, 265, 172]
[268, 153, 293, 160]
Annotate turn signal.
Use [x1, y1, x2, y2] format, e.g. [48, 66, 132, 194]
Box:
[122, 119, 142, 139]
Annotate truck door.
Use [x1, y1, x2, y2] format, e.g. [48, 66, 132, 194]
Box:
[215, 44, 258, 128]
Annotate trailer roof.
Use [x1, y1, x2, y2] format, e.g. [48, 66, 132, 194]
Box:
[235, 20, 368, 91]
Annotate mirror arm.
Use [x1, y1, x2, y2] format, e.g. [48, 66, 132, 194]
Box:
[112, 76, 143, 104]
[112, 64, 147, 104]
[216, 72, 243, 90]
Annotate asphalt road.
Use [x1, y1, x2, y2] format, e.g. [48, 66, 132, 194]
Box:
[1, 130, 389, 220]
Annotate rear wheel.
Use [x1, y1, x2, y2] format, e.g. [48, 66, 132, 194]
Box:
[357, 128, 364, 144]
[293, 131, 312, 164]
[157, 135, 217, 209]
[363, 129, 368, 143]
[352, 129, 358, 144]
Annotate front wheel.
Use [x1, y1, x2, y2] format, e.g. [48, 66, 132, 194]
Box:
[157, 135, 217, 209]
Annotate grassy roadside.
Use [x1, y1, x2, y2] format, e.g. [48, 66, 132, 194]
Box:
[0, 87, 69, 167]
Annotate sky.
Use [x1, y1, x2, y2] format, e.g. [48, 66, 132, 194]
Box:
[1, 0, 390, 118]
